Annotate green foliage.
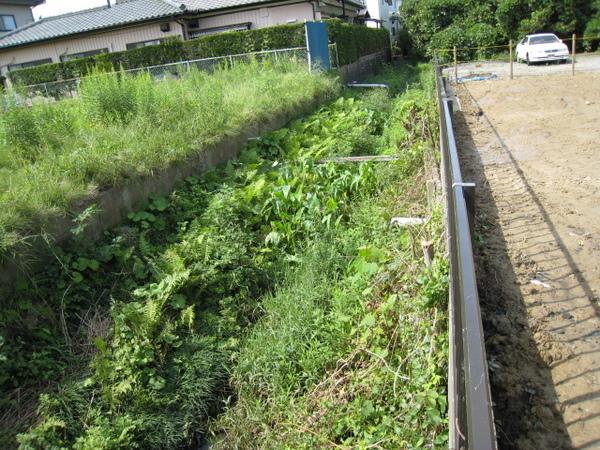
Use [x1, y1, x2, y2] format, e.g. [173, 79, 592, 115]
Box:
[211, 65, 448, 449]
[0, 105, 41, 161]
[4, 63, 446, 450]
[394, 28, 414, 57]
[182, 23, 306, 59]
[8, 74, 401, 448]
[9, 21, 389, 85]
[0, 60, 338, 254]
[401, 0, 596, 57]
[583, 1, 600, 51]
[326, 19, 390, 65]
[79, 69, 141, 124]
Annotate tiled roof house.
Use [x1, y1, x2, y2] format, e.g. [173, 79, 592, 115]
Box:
[0, 0, 363, 77]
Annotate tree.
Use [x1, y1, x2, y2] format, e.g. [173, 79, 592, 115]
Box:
[400, 0, 595, 56]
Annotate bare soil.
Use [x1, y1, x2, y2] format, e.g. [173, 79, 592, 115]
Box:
[452, 73, 600, 449]
[445, 53, 600, 81]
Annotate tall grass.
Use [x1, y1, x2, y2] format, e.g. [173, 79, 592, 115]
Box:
[210, 64, 449, 449]
[6, 63, 447, 449]
[0, 59, 338, 255]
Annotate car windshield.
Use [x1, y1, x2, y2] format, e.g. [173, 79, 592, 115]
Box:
[530, 35, 559, 45]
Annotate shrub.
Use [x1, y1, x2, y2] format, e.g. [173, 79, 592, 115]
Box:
[326, 19, 390, 65]
[9, 21, 389, 85]
[583, 15, 600, 51]
[430, 21, 503, 60]
[401, 0, 593, 58]
[394, 28, 414, 57]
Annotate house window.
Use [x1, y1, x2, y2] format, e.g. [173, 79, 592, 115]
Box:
[8, 58, 53, 71]
[60, 48, 109, 62]
[0, 15, 17, 32]
[126, 39, 163, 50]
[188, 22, 251, 39]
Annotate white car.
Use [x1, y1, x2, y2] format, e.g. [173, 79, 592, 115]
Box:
[516, 33, 569, 65]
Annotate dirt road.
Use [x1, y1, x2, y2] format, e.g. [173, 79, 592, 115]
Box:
[452, 73, 600, 449]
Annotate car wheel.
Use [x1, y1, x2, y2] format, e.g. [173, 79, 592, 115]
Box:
[560, 59, 567, 64]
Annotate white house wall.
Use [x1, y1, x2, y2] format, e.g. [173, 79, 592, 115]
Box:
[0, 1, 359, 79]
[364, 0, 399, 37]
[0, 21, 184, 75]
[0, 3, 35, 29]
[196, 3, 314, 30]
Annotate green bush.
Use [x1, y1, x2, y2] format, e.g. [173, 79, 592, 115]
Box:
[9, 21, 389, 85]
[583, 15, 600, 51]
[401, 0, 595, 57]
[0, 106, 42, 161]
[183, 23, 306, 59]
[0, 101, 77, 163]
[430, 21, 503, 61]
[326, 19, 389, 65]
[394, 28, 414, 57]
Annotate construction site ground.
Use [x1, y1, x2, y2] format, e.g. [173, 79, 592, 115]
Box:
[444, 53, 600, 81]
[452, 72, 600, 449]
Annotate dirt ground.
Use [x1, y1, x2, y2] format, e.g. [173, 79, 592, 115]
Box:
[444, 53, 600, 81]
[452, 73, 600, 449]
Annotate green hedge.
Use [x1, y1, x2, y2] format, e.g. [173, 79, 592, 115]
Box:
[326, 19, 389, 65]
[9, 20, 389, 85]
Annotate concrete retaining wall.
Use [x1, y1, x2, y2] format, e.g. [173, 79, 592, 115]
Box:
[339, 50, 390, 83]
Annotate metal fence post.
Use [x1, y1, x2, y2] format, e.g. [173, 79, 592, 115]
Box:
[571, 33, 576, 76]
[509, 40, 513, 80]
[463, 183, 476, 237]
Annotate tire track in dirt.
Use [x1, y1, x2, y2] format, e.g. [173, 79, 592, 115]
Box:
[452, 75, 600, 450]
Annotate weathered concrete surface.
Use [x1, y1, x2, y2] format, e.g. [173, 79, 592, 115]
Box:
[339, 50, 390, 83]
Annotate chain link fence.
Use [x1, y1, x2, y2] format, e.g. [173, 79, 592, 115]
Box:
[2, 44, 339, 108]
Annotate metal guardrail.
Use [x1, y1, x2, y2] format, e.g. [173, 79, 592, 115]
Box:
[435, 65, 498, 450]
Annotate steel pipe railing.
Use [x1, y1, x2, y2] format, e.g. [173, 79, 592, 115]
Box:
[435, 64, 498, 450]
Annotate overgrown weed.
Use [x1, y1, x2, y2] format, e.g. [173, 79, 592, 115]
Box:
[0, 59, 338, 255]
[4, 63, 447, 449]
